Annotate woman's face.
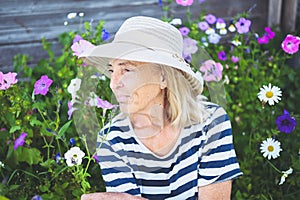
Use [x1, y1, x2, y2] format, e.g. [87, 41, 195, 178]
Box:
[108, 59, 164, 114]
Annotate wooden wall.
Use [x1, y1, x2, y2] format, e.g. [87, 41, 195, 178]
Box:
[0, 0, 297, 72]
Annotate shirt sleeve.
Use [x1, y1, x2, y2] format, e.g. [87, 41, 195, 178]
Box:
[198, 105, 242, 187]
[95, 128, 142, 196]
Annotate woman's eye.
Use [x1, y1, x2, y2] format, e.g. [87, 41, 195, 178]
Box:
[108, 69, 113, 73]
[124, 68, 134, 72]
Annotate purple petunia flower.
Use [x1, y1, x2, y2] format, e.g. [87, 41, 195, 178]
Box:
[69, 138, 76, 146]
[197, 21, 210, 31]
[34, 75, 53, 95]
[218, 51, 227, 61]
[235, 18, 251, 34]
[31, 195, 43, 200]
[276, 110, 297, 133]
[73, 34, 83, 44]
[158, 0, 163, 6]
[179, 27, 190, 36]
[93, 154, 99, 163]
[281, 34, 300, 54]
[101, 29, 110, 41]
[205, 14, 217, 24]
[14, 132, 28, 150]
[55, 153, 62, 164]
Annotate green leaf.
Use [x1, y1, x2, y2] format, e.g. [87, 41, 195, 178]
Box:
[57, 120, 72, 138]
[30, 117, 43, 127]
[15, 147, 42, 165]
[9, 126, 21, 133]
[0, 196, 10, 200]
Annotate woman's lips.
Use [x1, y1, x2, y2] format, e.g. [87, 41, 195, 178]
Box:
[116, 95, 130, 103]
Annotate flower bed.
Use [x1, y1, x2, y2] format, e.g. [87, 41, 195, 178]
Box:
[1, 1, 299, 199]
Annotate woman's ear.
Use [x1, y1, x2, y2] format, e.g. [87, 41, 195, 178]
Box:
[160, 73, 167, 89]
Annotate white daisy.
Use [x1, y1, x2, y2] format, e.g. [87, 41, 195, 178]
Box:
[260, 138, 282, 160]
[257, 83, 282, 106]
[279, 167, 293, 185]
[64, 147, 85, 167]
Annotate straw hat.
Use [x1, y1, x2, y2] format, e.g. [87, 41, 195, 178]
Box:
[80, 16, 204, 94]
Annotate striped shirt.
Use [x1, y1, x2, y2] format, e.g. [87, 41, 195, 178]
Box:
[96, 102, 242, 199]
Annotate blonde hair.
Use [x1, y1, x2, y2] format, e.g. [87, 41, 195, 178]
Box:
[160, 65, 208, 129]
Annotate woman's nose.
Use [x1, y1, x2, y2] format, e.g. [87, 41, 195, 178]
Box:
[110, 71, 123, 90]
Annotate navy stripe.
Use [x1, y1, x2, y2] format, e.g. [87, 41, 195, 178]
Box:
[170, 179, 197, 196]
[130, 143, 201, 174]
[200, 157, 238, 169]
[205, 143, 233, 156]
[126, 188, 141, 196]
[105, 177, 136, 187]
[137, 162, 198, 186]
[100, 125, 130, 135]
[206, 128, 232, 145]
[217, 168, 242, 181]
[101, 167, 131, 175]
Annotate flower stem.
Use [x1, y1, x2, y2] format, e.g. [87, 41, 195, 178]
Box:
[266, 160, 282, 174]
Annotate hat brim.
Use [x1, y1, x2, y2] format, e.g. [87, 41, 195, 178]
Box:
[82, 42, 196, 76]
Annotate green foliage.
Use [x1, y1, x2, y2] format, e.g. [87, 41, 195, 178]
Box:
[164, 2, 300, 199]
[0, 20, 109, 199]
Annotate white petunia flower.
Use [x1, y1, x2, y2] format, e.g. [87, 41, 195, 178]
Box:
[0, 161, 4, 168]
[64, 147, 85, 167]
[169, 18, 182, 26]
[67, 78, 82, 100]
[260, 138, 282, 160]
[279, 167, 293, 185]
[67, 12, 77, 19]
[257, 83, 282, 106]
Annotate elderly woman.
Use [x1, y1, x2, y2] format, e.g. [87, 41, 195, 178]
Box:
[81, 16, 242, 200]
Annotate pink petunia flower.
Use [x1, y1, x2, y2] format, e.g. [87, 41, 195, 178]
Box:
[265, 27, 276, 39]
[200, 60, 223, 82]
[97, 97, 115, 109]
[231, 56, 240, 63]
[34, 75, 53, 95]
[14, 132, 28, 150]
[71, 39, 95, 57]
[235, 18, 251, 34]
[258, 35, 270, 44]
[281, 34, 300, 54]
[0, 71, 18, 90]
[176, 0, 194, 6]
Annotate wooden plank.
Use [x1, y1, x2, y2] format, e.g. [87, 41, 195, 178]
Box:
[281, 0, 298, 32]
[268, 0, 282, 27]
[0, 0, 270, 71]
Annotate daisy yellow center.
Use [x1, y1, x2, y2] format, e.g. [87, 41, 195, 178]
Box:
[267, 145, 274, 152]
[266, 91, 273, 98]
